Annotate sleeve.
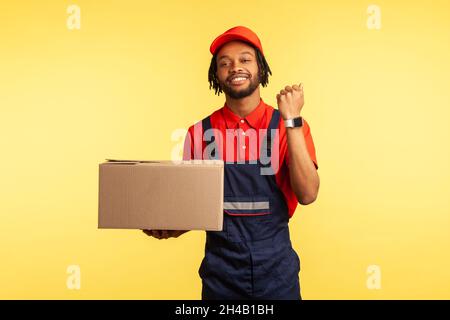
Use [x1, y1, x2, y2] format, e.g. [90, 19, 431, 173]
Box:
[182, 127, 193, 161]
[183, 122, 204, 160]
[286, 118, 318, 169]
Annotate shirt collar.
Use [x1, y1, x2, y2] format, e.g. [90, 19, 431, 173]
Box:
[221, 98, 267, 130]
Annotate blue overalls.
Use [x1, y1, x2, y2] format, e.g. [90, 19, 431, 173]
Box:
[199, 109, 301, 300]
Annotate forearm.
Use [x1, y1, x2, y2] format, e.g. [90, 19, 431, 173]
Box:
[286, 126, 320, 205]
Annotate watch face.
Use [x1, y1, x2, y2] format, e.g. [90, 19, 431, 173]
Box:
[294, 117, 303, 127]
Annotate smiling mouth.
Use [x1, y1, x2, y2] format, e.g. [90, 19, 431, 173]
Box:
[229, 76, 249, 86]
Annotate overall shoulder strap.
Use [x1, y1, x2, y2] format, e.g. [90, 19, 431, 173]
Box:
[201, 115, 213, 133]
[201, 115, 219, 160]
[260, 109, 280, 160]
[268, 108, 281, 131]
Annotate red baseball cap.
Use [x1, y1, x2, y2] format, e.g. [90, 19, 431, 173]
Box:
[210, 26, 264, 56]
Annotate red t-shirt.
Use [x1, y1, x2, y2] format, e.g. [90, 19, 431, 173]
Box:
[183, 97, 318, 218]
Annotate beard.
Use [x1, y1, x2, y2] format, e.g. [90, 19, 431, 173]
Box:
[219, 74, 260, 99]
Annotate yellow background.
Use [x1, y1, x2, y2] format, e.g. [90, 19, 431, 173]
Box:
[1, 0, 449, 299]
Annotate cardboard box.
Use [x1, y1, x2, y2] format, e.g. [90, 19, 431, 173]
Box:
[98, 159, 224, 230]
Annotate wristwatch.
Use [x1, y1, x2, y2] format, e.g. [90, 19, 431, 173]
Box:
[284, 116, 303, 128]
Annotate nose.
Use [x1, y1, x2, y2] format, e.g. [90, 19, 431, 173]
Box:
[228, 60, 247, 76]
[230, 60, 246, 71]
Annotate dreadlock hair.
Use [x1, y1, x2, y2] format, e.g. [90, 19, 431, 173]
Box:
[208, 42, 272, 96]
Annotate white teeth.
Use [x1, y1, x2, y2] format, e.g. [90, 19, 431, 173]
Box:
[231, 77, 247, 82]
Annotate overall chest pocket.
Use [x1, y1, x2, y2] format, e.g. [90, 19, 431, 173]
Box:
[223, 195, 273, 242]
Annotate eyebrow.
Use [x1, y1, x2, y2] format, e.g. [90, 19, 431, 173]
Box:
[217, 51, 254, 61]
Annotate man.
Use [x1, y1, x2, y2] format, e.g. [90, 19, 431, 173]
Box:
[144, 26, 320, 300]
